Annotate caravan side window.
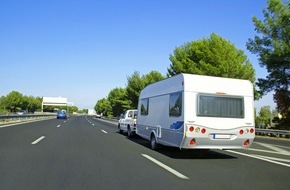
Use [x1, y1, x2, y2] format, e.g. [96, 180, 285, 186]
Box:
[169, 92, 182, 117]
[140, 98, 149, 115]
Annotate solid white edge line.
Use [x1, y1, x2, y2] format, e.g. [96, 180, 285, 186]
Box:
[101, 130, 107, 134]
[141, 154, 189, 179]
[251, 154, 290, 163]
[226, 150, 290, 168]
[254, 142, 290, 154]
[248, 148, 290, 156]
[31, 136, 45, 145]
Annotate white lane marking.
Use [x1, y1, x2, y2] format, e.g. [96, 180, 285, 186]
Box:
[226, 150, 290, 168]
[31, 136, 45, 145]
[254, 142, 290, 154]
[92, 124, 95, 126]
[57, 125, 61, 128]
[252, 154, 290, 163]
[101, 130, 107, 134]
[247, 148, 290, 156]
[141, 154, 189, 180]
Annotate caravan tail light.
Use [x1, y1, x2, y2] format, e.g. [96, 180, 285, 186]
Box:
[239, 130, 244, 135]
[240, 128, 255, 135]
[189, 138, 196, 146]
[243, 139, 250, 146]
[189, 126, 194, 132]
[201, 128, 206, 134]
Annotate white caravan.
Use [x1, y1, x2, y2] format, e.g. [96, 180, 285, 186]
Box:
[136, 73, 255, 150]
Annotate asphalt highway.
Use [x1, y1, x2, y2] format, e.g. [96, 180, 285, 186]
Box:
[0, 116, 289, 190]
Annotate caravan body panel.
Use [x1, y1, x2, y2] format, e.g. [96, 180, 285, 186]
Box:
[136, 73, 255, 149]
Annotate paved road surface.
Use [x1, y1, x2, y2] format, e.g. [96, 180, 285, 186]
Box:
[0, 116, 289, 190]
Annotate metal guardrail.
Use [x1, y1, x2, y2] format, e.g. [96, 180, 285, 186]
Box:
[0, 113, 56, 124]
[1, 114, 289, 139]
[255, 128, 290, 139]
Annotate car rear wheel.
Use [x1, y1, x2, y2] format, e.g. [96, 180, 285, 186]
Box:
[127, 125, 134, 138]
[118, 124, 123, 134]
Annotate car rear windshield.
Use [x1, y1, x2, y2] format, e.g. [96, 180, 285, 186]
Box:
[197, 94, 244, 118]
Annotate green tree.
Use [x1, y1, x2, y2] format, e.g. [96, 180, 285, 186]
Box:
[26, 96, 41, 113]
[0, 96, 7, 114]
[107, 87, 131, 117]
[256, 106, 272, 128]
[94, 98, 112, 117]
[167, 33, 258, 98]
[143, 70, 165, 85]
[80, 109, 88, 114]
[126, 71, 146, 109]
[168, 33, 255, 81]
[5, 91, 24, 112]
[247, 0, 290, 129]
[68, 106, 78, 114]
[126, 71, 165, 108]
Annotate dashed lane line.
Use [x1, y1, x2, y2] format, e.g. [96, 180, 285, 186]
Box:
[101, 130, 107, 134]
[31, 136, 45, 145]
[142, 154, 189, 180]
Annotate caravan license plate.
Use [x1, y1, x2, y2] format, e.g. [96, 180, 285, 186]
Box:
[213, 134, 231, 139]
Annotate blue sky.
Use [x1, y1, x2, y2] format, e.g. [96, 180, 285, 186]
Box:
[0, 0, 275, 110]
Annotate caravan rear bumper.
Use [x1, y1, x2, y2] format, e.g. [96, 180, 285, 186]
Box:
[180, 137, 254, 149]
[181, 125, 255, 149]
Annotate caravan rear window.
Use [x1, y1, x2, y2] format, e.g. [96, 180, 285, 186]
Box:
[197, 94, 244, 118]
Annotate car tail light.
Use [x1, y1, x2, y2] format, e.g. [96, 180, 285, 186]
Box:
[189, 139, 196, 146]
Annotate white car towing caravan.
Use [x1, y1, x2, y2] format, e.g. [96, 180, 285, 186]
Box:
[136, 73, 255, 150]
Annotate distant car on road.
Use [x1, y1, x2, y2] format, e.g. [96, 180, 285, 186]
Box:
[17, 110, 26, 115]
[96, 114, 102, 118]
[57, 110, 67, 119]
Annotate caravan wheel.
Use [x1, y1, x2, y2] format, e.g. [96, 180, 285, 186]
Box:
[150, 134, 159, 150]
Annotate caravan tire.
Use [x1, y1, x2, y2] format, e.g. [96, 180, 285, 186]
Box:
[150, 134, 159, 150]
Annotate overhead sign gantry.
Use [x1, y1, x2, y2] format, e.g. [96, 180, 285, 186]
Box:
[42, 97, 68, 112]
